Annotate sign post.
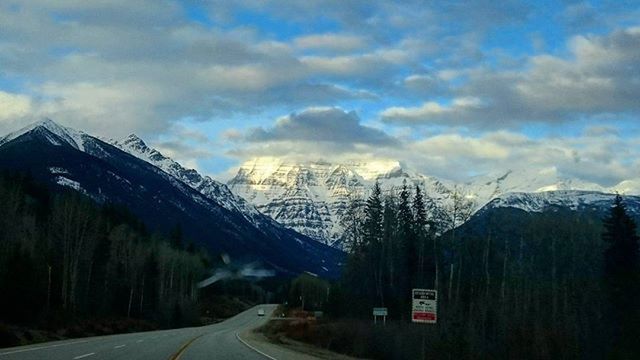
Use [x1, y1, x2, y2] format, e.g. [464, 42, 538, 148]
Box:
[412, 289, 437, 324]
[372, 307, 388, 325]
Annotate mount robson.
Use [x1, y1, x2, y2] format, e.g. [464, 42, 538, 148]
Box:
[0, 119, 343, 278]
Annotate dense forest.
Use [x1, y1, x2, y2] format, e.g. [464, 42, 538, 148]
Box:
[0, 172, 210, 338]
[323, 181, 640, 359]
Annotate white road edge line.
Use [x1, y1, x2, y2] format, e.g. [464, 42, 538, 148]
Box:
[114, 345, 126, 349]
[235, 332, 277, 360]
[73, 353, 95, 359]
[0, 340, 91, 356]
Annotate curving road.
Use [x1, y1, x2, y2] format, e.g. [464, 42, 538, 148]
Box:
[0, 305, 277, 360]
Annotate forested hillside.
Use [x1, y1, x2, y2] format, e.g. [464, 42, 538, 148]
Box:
[321, 182, 640, 359]
[0, 172, 209, 337]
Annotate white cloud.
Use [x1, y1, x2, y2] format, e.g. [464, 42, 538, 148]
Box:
[402, 131, 639, 185]
[0, 91, 32, 120]
[294, 33, 367, 52]
[382, 27, 640, 128]
[0, 1, 391, 137]
[227, 109, 640, 187]
[381, 97, 484, 123]
[0, 0, 638, 187]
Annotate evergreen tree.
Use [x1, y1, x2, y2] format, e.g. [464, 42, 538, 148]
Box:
[363, 182, 383, 248]
[339, 194, 365, 253]
[412, 185, 427, 233]
[381, 195, 398, 305]
[397, 181, 414, 247]
[412, 185, 432, 287]
[602, 195, 640, 357]
[397, 181, 415, 320]
[363, 182, 384, 304]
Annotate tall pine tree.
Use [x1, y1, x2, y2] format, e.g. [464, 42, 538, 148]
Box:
[412, 185, 431, 288]
[602, 194, 640, 357]
[363, 182, 383, 248]
[381, 194, 398, 309]
[363, 182, 384, 305]
[397, 181, 416, 320]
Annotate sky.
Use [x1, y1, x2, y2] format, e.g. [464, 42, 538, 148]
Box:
[0, 0, 639, 185]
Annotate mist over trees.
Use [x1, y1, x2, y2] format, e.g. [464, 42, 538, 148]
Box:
[0, 173, 208, 330]
[332, 181, 640, 359]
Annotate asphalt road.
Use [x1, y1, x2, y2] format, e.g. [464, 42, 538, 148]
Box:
[0, 305, 277, 360]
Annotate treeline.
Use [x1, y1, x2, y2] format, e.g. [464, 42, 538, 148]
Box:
[330, 181, 640, 359]
[0, 173, 209, 329]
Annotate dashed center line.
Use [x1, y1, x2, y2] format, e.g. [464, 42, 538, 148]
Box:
[136, 340, 144, 343]
[73, 353, 95, 359]
[114, 344, 126, 349]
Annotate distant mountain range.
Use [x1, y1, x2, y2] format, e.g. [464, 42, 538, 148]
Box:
[2, 119, 638, 257]
[478, 190, 640, 218]
[228, 158, 640, 247]
[0, 119, 343, 278]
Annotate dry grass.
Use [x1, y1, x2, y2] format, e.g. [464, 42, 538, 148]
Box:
[258, 308, 470, 360]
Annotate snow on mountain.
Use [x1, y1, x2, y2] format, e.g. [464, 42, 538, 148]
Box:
[462, 167, 608, 207]
[479, 190, 640, 219]
[228, 158, 639, 247]
[111, 134, 266, 226]
[228, 158, 453, 246]
[611, 179, 640, 195]
[0, 118, 89, 151]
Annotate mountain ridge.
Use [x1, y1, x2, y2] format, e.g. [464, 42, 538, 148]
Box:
[0, 119, 343, 278]
[111, 133, 269, 228]
[4, 119, 638, 251]
[228, 157, 640, 246]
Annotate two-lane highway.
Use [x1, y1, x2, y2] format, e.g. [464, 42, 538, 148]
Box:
[0, 305, 277, 360]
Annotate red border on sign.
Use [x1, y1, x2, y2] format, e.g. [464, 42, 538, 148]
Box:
[412, 312, 436, 321]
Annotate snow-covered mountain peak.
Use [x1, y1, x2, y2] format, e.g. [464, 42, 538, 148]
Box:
[0, 118, 88, 151]
[342, 160, 404, 181]
[231, 157, 406, 186]
[232, 157, 286, 185]
[228, 158, 440, 246]
[114, 134, 167, 164]
[121, 133, 147, 147]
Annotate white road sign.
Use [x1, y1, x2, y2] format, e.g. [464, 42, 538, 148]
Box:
[412, 289, 437, 324]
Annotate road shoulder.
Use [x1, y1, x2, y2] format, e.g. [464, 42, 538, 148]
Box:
[238, 327, 359, 360]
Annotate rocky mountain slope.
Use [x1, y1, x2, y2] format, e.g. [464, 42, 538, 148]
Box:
[111, 134, 269, 228]
[0, 120, 343, 278]
[228, 158, 451, 246]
